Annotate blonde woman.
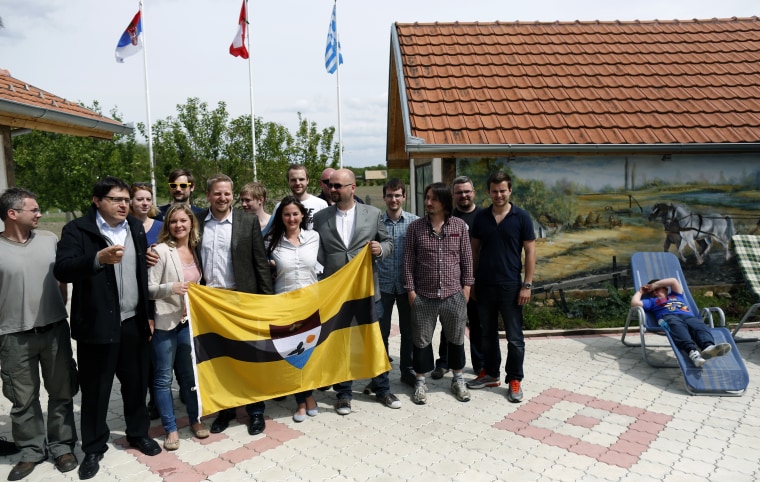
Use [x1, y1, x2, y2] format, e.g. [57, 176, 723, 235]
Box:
[148, 204, 208, 450]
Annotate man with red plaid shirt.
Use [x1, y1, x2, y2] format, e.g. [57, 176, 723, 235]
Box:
[403, 182, 474, 405]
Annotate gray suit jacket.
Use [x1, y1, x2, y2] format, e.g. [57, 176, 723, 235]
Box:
[196, 208, 274, 295]
[312, 203, 393, 301]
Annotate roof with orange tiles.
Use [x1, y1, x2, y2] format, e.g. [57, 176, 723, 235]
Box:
[0, 69, 130, 139]
[387, 17, 760, 162]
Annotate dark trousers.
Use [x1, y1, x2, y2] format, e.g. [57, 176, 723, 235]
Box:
[478, 284, 525, 382]
[381, 291, 413, 376]
[661, 314, 714, 353]
[77, 318, 151, 455]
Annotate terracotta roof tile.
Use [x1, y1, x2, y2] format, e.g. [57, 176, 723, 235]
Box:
[393, 17, 760, 147]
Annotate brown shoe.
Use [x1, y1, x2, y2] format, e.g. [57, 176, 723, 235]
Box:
[191, 422, 210, 439]
[54, 453, 78, 473]
[8, 461, 41, 481]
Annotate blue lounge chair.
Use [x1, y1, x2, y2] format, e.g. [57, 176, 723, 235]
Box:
[731, 235, 760, 342]
[621, 252, 748, 396]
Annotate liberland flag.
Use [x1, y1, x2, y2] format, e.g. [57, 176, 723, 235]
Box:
[187, 246, 389, 416]
[115, 11, 143, 63]
[229, 0, 249, 59]
[324, 3, 343, 74]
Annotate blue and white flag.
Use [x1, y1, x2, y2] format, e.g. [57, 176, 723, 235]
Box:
[324, 4, 343, 74]
[115, 11, 143, 63]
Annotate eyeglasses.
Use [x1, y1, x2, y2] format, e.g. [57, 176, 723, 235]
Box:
[102, 196, 131, 204]
[13, 208, 41, 214]
[168, 182, 192, 189]
[329, 183, 353, 190]
[453, 190, 473, 196]
[321, 179, 331, 185]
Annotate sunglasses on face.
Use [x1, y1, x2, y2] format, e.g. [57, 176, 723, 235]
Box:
[168, 182, 193, 189]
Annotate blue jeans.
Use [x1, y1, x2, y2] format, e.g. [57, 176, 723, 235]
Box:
[477, 284, 525, 382]
[661, 314, 714, 353]
[381, 291, 413, 376]
[152, 323, 199, 433]
[334, 300, 391, 399]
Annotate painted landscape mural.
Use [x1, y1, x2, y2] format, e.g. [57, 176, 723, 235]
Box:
[456, 153, 760, 288]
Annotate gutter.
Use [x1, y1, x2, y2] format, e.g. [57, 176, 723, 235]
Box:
[0, 98, 133, 136]
[405, 142, 760, 155]
[390, 24, 414, 145]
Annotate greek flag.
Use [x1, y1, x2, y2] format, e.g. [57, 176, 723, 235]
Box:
[324, 4, 343, 74]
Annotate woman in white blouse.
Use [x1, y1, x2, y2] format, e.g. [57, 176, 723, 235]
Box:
[265, 196, 321, 422]
[148, 204, 209, 450]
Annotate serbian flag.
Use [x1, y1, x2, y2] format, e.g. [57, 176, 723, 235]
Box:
[187, 246, 389, 416]
[115, 11, 143, 63]
[229, 0, 249, 59]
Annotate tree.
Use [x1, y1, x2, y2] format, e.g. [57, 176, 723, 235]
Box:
[12, 103, 146, 215]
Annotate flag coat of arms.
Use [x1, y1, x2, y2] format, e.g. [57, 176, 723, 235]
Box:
[115, 11, 143, 63]
[187, 246, 389, 416]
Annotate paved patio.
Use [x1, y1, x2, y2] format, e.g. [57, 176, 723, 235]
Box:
[2, 312, 759, 481]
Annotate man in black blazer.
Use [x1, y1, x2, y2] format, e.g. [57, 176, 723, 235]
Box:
[55, 177, 161, 480]
[196, 174, 274, 436]
[312, 168, 400, 415]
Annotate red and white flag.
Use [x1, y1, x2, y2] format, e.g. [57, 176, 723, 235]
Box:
[229, 0, 248, 59]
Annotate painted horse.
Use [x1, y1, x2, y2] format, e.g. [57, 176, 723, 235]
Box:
[648, 203, 734, 264]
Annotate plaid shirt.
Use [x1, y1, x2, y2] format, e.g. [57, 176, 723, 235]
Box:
[377, 210, 419, 294]
[403, 215, 474, 299]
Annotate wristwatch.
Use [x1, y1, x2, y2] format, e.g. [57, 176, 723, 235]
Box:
[522, 282, 532, 289]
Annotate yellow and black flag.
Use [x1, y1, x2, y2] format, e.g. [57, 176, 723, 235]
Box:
[187, 246, 390, 416]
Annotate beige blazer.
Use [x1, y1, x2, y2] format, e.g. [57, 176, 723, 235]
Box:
[148, 243, 200, 331]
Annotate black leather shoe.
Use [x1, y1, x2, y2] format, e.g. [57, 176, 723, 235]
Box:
[78, 453, 103, 480]
[126, 436, 161, 456]
[210, 411, 235, 433]
[247, 413, 266, 435]
[8, 461, 42, 481]
[54, 452, 79, 473]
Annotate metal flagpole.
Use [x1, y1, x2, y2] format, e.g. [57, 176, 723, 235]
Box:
[334, 0, 343, 168]
[246, 0, 257, 180]
[139, 0, 157, 204]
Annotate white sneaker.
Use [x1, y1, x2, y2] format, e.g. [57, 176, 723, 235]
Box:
[451, 378, 471, 402]
[689, 349, 706, 368]
[413, 383, 427, 405]
[701, 343, 732, 360]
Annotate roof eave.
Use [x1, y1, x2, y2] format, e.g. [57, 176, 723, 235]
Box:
[405, 142, 760, 156]
[0, 98, 133, 139]
[391, 24, 414, 144]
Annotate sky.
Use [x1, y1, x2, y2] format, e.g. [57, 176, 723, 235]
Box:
[0, 0, 757, 168]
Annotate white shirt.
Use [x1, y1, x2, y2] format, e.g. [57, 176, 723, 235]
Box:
[274, 194, 328, 230]
[336, 204, 356, 248]
[201, 209, 236, 289]
[96, 211, 128, 246]
[270, 230, 320, 294]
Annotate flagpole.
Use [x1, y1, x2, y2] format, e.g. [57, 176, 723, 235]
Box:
[334, 0, 343, 169]
[139, 0, 157, 204]
[245, 0, 257, 181]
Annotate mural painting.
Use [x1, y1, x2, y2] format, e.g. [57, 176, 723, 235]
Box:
[456, 153, 760, 287]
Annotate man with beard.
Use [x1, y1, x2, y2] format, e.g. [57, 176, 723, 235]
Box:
[156, 168, 205, 221]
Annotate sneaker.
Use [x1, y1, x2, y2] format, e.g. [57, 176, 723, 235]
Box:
[506, 379, 523, 403]
[335, 398, 352, 415]
[689, 350, 706, 368]
[466, 370, 501, 389]
[431, 366, 449, 379]
[451, 378, 471, 402]
[379, 393, 402, 409]
[413, 383, 427, 405]
[701, 343, 732, 360]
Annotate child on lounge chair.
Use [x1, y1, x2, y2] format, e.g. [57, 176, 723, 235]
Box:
[631, 278, 732, 367]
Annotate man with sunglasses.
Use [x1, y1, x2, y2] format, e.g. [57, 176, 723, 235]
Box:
[0, 188, 78, 480]
[155, 169, 205, 221]
[312, 169, 400, 415]
[317, 167, 364, 207]
[55, 177, 161, 479]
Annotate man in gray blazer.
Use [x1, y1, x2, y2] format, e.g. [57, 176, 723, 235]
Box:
[312, 168, 401, 415]
[195, 174, 274, 435]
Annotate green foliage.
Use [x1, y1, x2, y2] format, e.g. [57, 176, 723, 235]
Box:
[12, 102, 146, 215]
